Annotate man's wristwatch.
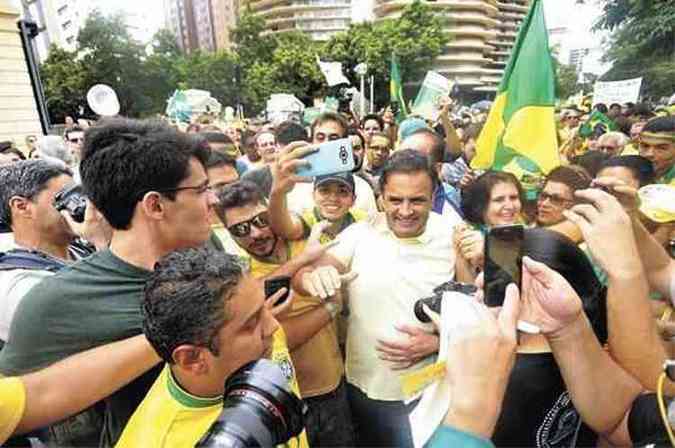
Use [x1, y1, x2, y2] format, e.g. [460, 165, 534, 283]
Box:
[324, 301, 340, 320]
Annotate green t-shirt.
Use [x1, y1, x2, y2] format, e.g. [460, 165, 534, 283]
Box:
[0, 249, 159, 447]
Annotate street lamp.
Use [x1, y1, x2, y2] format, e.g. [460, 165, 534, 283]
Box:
[354, 62, 367, 117]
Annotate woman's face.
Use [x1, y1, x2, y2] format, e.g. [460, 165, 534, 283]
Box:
[483, 182, 522, 226]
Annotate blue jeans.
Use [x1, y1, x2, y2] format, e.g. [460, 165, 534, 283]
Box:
[347, 382, 418, 447]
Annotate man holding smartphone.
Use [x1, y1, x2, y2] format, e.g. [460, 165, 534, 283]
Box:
[215, 180, 355, 447]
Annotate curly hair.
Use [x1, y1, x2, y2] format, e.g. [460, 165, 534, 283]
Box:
[143, 247, 244, 364]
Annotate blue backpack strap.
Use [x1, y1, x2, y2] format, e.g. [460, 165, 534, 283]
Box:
[0, 249, 67, 272]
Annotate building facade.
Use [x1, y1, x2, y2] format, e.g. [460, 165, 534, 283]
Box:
[243, 0, 353, 42]
[374, 0, 529, 95]
[17, 0, 90, 62]
[165, 0, 239, 52]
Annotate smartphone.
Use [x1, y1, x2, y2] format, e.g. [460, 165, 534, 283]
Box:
[295, 138, 355, 178]
[264, 276, 291, 306]
[484, 225, 524, 307]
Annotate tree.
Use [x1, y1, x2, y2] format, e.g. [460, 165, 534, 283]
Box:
[594, 0, 675, 98]
[77, 10, 152, 117]
[556, 64, 579, 101]
[321, 0, 448, 107]
[40, 45, 87, 123]
[143, 29, 183, 115]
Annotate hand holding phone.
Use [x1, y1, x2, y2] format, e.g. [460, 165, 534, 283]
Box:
[264, 276, 291, 306]
[484, 225, 524, 308]
[295, 138, 355, 178]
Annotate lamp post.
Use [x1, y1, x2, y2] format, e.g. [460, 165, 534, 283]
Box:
[355, 62, 368, 117]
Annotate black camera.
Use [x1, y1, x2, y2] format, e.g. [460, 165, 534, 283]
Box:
[53, 184, 87, 223]
[414, 280, 478, 323]
[196, 359, 307, 448]
[330, 84, 354, 114]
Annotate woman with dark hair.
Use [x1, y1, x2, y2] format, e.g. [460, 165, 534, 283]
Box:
[455, 172, 526, 271]
[492, 227, 606, 447]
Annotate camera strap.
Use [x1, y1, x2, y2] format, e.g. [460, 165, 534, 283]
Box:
[0, 249, 67, 273]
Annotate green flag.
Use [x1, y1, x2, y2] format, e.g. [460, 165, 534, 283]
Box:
[579, 110, 618, 138]
[390, 53, 408, 122]
[472, 0, 560, 175]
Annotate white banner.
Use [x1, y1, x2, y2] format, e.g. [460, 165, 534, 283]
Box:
[592, 77, 642, 105]
[316, 57, 350, 87]
[411, 71, 453, 121]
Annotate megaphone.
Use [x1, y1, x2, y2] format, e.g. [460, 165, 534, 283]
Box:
[87, 84, 120, 117]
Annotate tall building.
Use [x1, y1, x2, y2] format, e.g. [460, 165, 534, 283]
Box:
[374, 0, 530, 96]
[18, 0, 91, 62]
[165, 0, 239, 52]
[243, 0, 353, 42]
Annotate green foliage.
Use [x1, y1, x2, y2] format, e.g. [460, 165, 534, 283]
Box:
[595, 0, 675, 98]
[321, 0, 448, 107]
[550, 47, 579, 101]
[39, 45, 87, 123]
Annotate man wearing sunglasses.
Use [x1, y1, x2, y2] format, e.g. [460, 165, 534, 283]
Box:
[0, 118, 215, 446]
[216, 180, 356, 447]
[535, 166, 591, 228]
[64, 127, 85, 163]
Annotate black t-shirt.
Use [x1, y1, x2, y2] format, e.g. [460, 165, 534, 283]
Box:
[492, 293, 607, 447]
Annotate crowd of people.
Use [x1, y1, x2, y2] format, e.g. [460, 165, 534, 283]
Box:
[0, 96, 674, 448]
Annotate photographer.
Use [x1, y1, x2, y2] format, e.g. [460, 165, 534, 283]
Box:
[116, 247, 305, 447]
[0, 160, 110, 345]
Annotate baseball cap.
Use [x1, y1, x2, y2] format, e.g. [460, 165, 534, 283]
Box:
[398, 117, 428, 141]
[314, 172, 355, 192]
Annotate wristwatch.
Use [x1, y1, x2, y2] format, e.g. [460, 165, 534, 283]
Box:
[323, 301, 340, 320]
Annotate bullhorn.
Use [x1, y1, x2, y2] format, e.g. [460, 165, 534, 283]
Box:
[87, 84, 120, 117]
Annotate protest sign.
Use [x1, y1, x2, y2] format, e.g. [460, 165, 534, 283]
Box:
[592, 77, 642, 105]
[411, 71, 452, 121]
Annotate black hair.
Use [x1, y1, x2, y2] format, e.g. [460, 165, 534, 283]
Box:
[200, 132, 233, 144]
[0, 160, 73, 227]
[609, 103, 622, 110]
[643, 116, 675, 134]
[460, 171, 525, 226]
[215, 180, 266, 225]
[404, 127, 445, 167]
[523, 228, 607, 343]
[64, 126, 84, 140]
[378, 149, 437, 195]
[598, 155, 655, 187]
[570, 151, 611, 178]
[276, 121, 309, 146]
[593, 103, 608, 114]
[1, 148, 26, 161]
[544, 165, 592, 198]
[143, 246, 243, 363]
[310, 112, 348, 138]
[361, 113, 384, 131]
[80, 118, 211, 230]
[205, 151, 237, 170]
[632, 103, 655, 119]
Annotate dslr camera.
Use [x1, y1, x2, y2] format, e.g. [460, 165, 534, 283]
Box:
[53, 184, 87, 223]
[414, 280, 477, 323]
[196, 359, 307, 447]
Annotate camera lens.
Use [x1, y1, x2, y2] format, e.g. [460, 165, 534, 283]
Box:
[196, 359, 307, 448]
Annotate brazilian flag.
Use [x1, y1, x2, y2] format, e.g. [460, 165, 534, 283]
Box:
[471, 0, 560, 175]
[579, 110, 618, 138]
[390, 53, 408, 123]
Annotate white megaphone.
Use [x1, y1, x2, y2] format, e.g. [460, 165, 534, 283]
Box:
[87, 84, 120, 117]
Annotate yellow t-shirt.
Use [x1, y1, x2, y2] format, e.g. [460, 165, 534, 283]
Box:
[0, 377, 26, 445]
[300, 208, 368, 244]
[250, 240, 344, 398]
[116, 329, 308, 448]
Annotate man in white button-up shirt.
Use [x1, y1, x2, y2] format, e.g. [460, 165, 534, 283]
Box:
[292, 150, 472, 447]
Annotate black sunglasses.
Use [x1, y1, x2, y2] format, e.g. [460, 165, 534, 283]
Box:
[228, 212, 270, 238]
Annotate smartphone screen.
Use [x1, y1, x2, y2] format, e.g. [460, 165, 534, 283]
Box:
[295, 138, 355, 178]
[484, 225, 524, 307]
[264, 276, 291, 306]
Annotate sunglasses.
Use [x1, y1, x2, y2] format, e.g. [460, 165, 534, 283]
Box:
[228, 212, 270, 238]
[69, 138, 84, 143]
[537, 192, 573, 207]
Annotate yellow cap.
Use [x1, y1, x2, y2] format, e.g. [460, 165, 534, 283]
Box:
[639, 185, 675, 223]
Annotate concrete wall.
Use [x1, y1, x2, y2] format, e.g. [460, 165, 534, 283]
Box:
[0, 0, 43, 153]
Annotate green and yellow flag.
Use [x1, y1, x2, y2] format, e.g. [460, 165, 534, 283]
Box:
[471, 0, 560, 175]
[390, 53, 408, 122]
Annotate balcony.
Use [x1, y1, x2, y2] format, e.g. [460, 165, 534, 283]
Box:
[374, 0, 499, 18]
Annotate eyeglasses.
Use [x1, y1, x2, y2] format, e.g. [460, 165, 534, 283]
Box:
[537, 192, 573, 207]
[228, 212, 270, 238]
[136, 180, 212, 201]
